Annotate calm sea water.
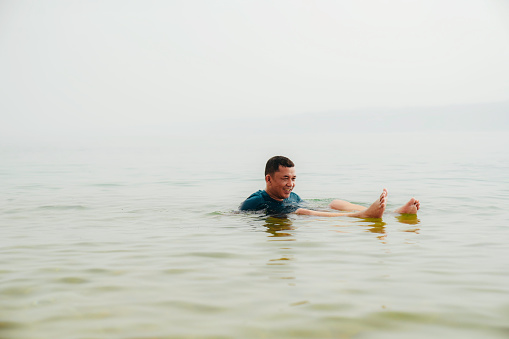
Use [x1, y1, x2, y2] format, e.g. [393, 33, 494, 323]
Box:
[1, 131, 509, 338]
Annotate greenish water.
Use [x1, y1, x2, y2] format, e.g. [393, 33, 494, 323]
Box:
[1, 131, 509, 338]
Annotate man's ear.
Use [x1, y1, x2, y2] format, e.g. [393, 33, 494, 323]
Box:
[265, 174, 271, 184]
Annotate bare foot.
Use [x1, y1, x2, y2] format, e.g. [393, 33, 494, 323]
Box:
[395, 198, 420, 214]
[349, 189, 387, 218]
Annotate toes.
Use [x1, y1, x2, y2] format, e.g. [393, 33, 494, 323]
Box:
[407, 198, 417, 206]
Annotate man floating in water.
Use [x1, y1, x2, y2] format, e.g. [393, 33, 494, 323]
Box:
[239, 156, 420, 217]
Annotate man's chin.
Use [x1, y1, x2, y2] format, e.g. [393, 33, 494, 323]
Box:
[282, 192, 292, 199]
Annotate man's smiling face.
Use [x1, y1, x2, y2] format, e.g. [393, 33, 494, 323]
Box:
[265, 165, 296, 201]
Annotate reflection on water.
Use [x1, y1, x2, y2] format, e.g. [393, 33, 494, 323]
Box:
[351, 215, 421, 241]
[267, 257, 292, 265]
[396, 213, 421, 225]
[264, 216, 295, 239]
[364, 219, 387, 234]
[356, 219, 388, 241]
[263, 216, 296, 283]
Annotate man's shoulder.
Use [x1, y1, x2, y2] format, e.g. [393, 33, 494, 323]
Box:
[246, 190, 265, 199]
[288, 192, 302, 202]
[244, 190, 270, 202]
[239, 190, 269, 211]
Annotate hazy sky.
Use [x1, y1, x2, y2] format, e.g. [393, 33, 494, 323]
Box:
[1, 0, 508, 136]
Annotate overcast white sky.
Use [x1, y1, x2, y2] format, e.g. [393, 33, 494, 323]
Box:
[1, 0, 508, 137]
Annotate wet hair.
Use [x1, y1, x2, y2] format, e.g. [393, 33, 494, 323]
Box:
[265, 156, 295, 176]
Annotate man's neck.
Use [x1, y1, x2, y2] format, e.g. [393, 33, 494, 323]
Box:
[265, 189, 284, 201]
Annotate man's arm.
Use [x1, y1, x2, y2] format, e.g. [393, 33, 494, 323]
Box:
[295, 208, 351, 217]
[295, 189, 387, 219]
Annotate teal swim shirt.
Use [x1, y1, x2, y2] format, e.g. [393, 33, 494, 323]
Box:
[239, 190, 303, 215]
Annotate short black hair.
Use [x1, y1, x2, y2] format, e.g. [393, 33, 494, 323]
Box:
[265, 156, 295, 176]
